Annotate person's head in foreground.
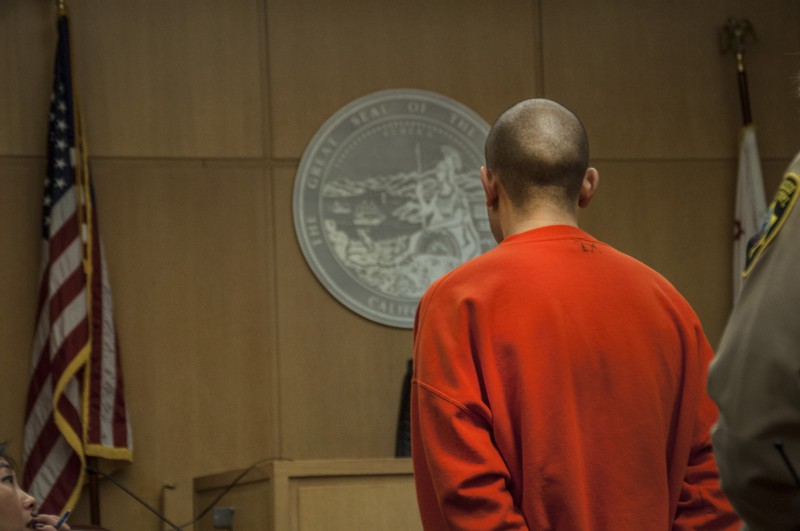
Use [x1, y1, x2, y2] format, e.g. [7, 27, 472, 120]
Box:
[0, 442, 70, 531]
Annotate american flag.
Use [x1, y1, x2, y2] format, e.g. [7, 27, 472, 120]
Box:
[23, 10, 132, 515]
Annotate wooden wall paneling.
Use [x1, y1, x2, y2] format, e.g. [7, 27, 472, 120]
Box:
[266, 0, 540, 158]
[578, 160, 736, 346]
[194, 469, 271, 531]
[763, 158, 796, 197]
[574, 158, 794, 349]
[295, 478, 420, 531]
[6, 1, 799, 528]
[70, 160, 279, 529]
[0, 2, 54, 156]
[541, 0, 800, 160]
[65, 0, 264, 159]
[193, 459, 420, 531]
[0, 159, 45, 462]
[741, 2, 800, 159]
[272, 166, 414, 459]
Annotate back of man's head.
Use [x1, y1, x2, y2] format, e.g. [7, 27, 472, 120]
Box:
[485, 99, 589, 210]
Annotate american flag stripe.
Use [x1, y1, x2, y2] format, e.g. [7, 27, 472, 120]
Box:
[30, 436, 69, 498]
[88, 256, 115, 447]
[24, 417, 59, 477]
[24, 381, 52, 437]
[34, 438, 81, 511]
[47, 228, 81, 285]
[86, 209, 132, 454]
[26, 300, 88, 427]
[30, 245, 82, 368]
[25, 390, 82, 507]
[23, 9, 132, 515]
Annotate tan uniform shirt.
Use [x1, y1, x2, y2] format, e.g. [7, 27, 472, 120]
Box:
[708, 152, 800, 530]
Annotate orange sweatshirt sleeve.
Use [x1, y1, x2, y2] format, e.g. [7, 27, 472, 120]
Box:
[411, 381, 528, 530]
[411, 282, 528, 530]
[673, 333, 741, 530]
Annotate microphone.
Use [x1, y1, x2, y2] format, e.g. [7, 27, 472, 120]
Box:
[85, 466, 181, 530]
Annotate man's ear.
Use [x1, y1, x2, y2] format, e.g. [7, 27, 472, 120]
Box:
[481, 166, 499, 207]
[578, 167, 599, 209]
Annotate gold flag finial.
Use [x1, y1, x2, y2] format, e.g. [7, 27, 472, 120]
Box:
[720, 17, 756, 71]
[57, 0, 67, 15]
[720, 17, 757, 125]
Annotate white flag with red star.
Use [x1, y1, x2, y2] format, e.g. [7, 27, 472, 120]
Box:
[733, 126, 766, 304]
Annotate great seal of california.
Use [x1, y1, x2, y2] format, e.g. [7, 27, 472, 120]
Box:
[293, 89, 494, 328]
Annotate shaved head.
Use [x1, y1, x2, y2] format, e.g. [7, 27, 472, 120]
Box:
[485, 99, 589, 210]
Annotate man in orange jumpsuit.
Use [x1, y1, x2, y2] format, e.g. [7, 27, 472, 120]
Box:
[411, 99, 740, 530]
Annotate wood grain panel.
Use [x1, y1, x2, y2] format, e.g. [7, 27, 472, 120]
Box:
[542, 0, 800, 159]
[272, 166, 414, 459]
[194, 459, 418, 531]
[0, 2, 54, 156]
[195, 474, 271, 531]
[0, 159, 46, 463]
[4, 2, 799, 529]
[763, 158, 794, 195]
[577, 159, 754, 346]
[61, 0, 265, 158]
[297, 481, 421, 531]
[68, 160, 279, 529]
[267, 0, 539, 159]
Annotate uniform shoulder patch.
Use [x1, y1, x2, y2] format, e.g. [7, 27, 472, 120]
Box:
[744, 172, 800, 276]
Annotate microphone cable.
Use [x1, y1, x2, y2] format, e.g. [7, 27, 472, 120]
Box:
[86, 466, 180, 530]
[175, 457, 288, 529]
[87, 457, 290, 530]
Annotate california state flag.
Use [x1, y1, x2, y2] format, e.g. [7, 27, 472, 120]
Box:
[732, 125, 766, 304]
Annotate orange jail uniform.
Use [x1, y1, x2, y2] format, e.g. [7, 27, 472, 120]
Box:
[411, 225, 739, 530]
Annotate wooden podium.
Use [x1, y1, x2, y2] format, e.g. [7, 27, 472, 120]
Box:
[193, 458, 422, 531]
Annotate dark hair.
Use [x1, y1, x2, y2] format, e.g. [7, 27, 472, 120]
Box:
[485, 99, 589, 209]
[0, 441, 16, 470]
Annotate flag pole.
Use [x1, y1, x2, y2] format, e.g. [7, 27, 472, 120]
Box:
[54, 0, 103, 524]
[721, 17, 756, 126]
[88, 457, 101, 524]
[722, 16, 767, 306]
